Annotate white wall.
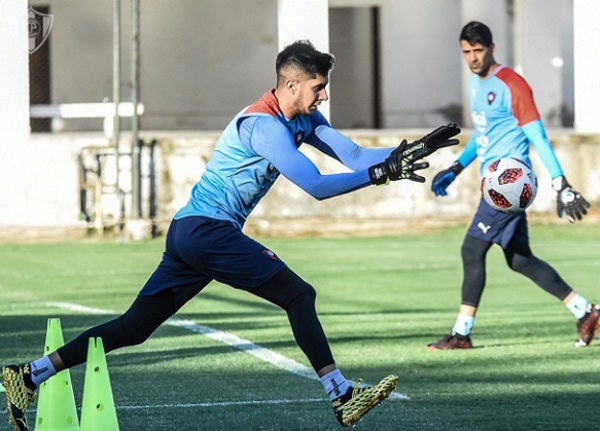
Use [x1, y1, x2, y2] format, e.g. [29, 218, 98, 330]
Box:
[26, 0, 579, 131]
[0, 1, 29, 140]
[0, 0, 34, 226]
[379, 1, 463, 127]
[573, 0, 600, 133]
[520, 0, 573, 127]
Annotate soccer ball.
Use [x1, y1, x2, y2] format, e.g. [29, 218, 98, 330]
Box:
[481, 157, 538, 214]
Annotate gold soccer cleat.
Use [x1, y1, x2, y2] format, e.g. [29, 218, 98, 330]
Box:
[2, 364, 37, 431]
[332, 374, 398, 427]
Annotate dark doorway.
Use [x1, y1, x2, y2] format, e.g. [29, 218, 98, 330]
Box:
[329, 7, 380, 129]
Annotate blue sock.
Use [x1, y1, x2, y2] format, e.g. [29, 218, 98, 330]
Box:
[452, 314, 475, 336]
[566, 293, 589, 319]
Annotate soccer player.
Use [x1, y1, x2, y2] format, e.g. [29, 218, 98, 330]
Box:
[427, 21, 596, 351]
[3, 40, 460, 430]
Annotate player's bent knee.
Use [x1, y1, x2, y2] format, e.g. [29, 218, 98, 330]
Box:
[112, 292, 177, 349]
[507, 253, 538, 274]
[284, 281, 316, 311]
[252, 267, 317, 309]
[116, 315, 153, 347]
[461, 236, 489, 263]
[461, 243, 482, 263]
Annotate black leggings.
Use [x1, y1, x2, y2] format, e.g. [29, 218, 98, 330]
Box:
[461, 234, 573, 307]
[57, 267, 334, 372]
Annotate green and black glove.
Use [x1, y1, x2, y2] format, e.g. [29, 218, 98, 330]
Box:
[398, 122, 461, 161]
[368, 139, 430, 185]
[368, 123, 461, 185]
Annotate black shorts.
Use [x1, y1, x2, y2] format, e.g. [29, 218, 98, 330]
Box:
[466, 198, 529, 248]
[139, 216, 286, 298]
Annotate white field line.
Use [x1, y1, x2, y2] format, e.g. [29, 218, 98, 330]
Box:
[47, 301, 409, 400]
[0, 397, 331, 416]
[119, 398, 325, 410]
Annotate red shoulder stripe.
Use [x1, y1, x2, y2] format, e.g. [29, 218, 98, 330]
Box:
[495, 68, 540, 126]
[244, 90, 281, 117]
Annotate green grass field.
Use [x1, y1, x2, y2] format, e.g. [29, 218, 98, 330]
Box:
[0, 223, 599, 431]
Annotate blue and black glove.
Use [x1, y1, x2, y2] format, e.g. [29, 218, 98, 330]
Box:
[553, 176, 590, 223]
[431, 161, 464, 196]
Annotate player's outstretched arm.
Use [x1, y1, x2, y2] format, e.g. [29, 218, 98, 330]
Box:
[553, 176, 591, 223]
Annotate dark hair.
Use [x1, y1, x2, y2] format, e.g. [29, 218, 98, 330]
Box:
[459, 21, 494, 47]
[275, 40, 335, 85]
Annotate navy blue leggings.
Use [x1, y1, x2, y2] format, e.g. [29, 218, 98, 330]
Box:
[57, 267, 335, 372]
[461, 234, 573, 307]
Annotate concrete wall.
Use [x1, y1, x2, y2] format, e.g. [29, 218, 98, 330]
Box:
[2, 130, 597, 241]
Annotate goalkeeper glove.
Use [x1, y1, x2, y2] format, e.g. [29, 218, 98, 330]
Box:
[396, 122, 461, 162]
[368, 139, 430, 185]
[431, 161, 464, 196]
[553, 176, 590, 223]
[367, 123, 460, 186]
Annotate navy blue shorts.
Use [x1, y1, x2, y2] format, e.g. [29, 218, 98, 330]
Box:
[139, 216, 286, 297]
[466, 198, 529, 248]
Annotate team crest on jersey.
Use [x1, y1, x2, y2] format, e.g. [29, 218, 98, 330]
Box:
[263, 248, 280, 261]
[487, 91, 496, 105]
[295, 131, 304, 145]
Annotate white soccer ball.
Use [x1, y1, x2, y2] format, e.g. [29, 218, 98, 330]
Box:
[481, 157, 538, 214]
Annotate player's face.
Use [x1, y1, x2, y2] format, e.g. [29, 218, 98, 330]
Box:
[293, 74, 329, 116]
[460, 40, 496, 78]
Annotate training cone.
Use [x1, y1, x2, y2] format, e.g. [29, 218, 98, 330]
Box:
[80, 337, 120, 431]
[35, 318, 80, 431]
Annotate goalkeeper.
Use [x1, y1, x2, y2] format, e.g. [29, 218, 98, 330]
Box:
[427, 21, 596, 351]
[2, 40, 459, 431]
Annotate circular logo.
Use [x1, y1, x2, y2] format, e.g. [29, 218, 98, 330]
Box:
[262, 249, 280, 261]
[28, 18, 41, 38]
